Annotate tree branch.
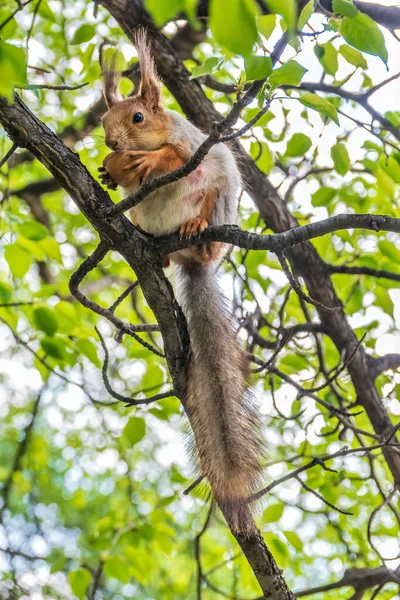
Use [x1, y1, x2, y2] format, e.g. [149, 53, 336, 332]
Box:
[368, 353, 400, 379]
[296, 566, 400, 597]
[327, 263, 400, 283]
[150, 214, 400, 257]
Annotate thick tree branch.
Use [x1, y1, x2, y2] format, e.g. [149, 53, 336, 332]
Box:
[149, 215, 400, 256]
[296, 566, 400, 598]
[368, 353, 400, 379]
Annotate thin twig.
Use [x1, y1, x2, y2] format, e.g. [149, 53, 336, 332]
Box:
[17, 82, 88, 91]
[0, 316, 103, 405]
[96, 327, 174, 406]
[251, 443, 398, 502]
[69, 242, 163, 357]
[183, 475, 206, 496]
[109, 281, 139, 313]
[276, 251, 341, 312]
[252, 329, 293, 374]
[0, 143, 19, 169]
[304, 334, 366, 394]
[0, 0, 35, 31]
[328, 263, 400, 283]
[295, 474, 353, 515]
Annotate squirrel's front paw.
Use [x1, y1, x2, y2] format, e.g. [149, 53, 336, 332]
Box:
[179, 218, 208, 239]
[122, 150, 157, 184]
[98, 166, 118, 190]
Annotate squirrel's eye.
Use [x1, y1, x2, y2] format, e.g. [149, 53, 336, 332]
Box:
[133, 112, 144, 124]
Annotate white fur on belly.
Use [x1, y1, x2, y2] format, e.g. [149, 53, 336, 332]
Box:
[121, 154, 223, 237]
[122, 183, 203, 236]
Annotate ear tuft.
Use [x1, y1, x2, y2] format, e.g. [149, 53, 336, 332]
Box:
[134, 27, 161, 110]
[101, 49, 123, 109]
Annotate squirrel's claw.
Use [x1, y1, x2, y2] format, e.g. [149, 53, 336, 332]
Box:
[179, 218, 208, 239]
[98, 166, 118, 190]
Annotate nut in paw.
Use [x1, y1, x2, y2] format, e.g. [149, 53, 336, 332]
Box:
[122, 150, 158, 183]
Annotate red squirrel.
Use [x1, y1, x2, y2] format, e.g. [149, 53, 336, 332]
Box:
[98, 31, 263, 534]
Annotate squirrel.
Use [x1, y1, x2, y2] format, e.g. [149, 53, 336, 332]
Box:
[98, 31, 263, 534]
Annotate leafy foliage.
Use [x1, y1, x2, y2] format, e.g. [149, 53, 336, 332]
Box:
[0, 1, 399, 599]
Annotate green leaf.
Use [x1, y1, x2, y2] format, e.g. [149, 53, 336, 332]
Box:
[33, 305, 58, 336]
[77, 339, 101, 367]
[257, 14, 277, 40]
[380, 156, 400, 183]
[144, 0, 182, 26]
[122, 417, 146, 446]
[285, 133, 312, 157]
[0, 41, 26, 100]
[38, 0, 55, 21]
[183, 0, 197, 19]
[18, 221, 48, 241]
[40, 336, 67, 360]
[54, 301, 78, 333]
[38, 237, 62, 262]
[298, 0, 314, 29]
[244, 107, 274, 126]
[263, 503, 284, 522]
[69, 568, 92, 600]
[299, 92, 339, 125]
[189, 57, 223, 80]
[1, 17, 17, 41]
[250, 141, 274, 175]
[340, 14, 388, 65]
[283, 530, 303, 551]
[376, 167, 396, 199]
[339, 44, 368, 69]
[374, 287, 394, 318]
[280, 354, 309, 372]
[210, 0, 257, 56]
[269, 60, 307, 88]
[4, 243, 32, 279]
[378, 240, 400, 263]
[245, 56, 272, 81]
[315, 43, 338, 76]
[104, 557, 130, 583]
[50, 553, 66, 574]
[266, 0, 297, 30]
[311, 187, 337, 207]
[70, 24, 95, 45]
[331, 142, 351, 175]
[0, 282, 12, 303]
[332, 0, 358, 18]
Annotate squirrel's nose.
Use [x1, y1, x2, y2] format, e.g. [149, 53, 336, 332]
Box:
[106, 138, 119, 150]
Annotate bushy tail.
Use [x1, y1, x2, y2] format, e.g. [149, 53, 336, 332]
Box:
[175, 264, 263, 534]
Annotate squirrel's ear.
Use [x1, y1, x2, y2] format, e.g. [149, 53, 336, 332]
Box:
[101, 53, 123, 109]
[135, 28, 161, 110]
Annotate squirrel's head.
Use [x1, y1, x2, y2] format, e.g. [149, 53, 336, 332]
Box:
[101, 30, 170, 152]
